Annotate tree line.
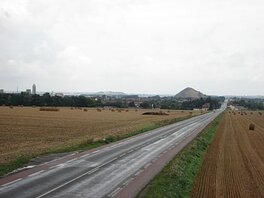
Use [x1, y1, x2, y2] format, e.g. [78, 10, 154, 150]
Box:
[231, 98, 264, 110]
[0, 93, 102, 107]
[0, 93, 224, 110]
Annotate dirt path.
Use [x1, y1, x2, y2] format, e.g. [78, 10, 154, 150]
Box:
[192, 112, 264, 198]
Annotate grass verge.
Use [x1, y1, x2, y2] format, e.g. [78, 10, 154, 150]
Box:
[140, 113, 224, 198]
[0, 115, 193, 177]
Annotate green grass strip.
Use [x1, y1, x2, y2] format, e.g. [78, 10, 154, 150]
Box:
[0, 115, 194, 177]
[142, 113, 224, 198]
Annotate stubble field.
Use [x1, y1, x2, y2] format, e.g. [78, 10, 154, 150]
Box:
[192, 111, 264, 198]
[0, 106, 199, 166]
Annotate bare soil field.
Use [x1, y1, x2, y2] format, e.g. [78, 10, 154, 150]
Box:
[0, 107, 199, 166]
[192, 111, 264, 198]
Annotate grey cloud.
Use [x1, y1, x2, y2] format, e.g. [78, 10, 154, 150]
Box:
[0, 0, 264, 95]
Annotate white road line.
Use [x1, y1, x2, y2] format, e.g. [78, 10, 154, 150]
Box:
[48, 162, 68, 170]
[87, 168, 99, 174]
[144, 163, 151, 169]
[81, 153, 90, 158]
[28, 170, 45, 177]
[152, 139, 164, 145]
[66, 159, 76, 163]
[92, 150, 101, 154]
[24, 165, 35, 169]
[41, 152, 77, 165]
[135, 169, 143, 176]
[1, 178, 22, 187]
[36, 167, 101, 198]
[109, 187, 122, 198]
[98, 162, 107, 168]
[123, 178, 133, 186]
[119, 153, 126, 158]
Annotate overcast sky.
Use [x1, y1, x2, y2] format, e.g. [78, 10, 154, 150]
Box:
[0, 0, 264, 95]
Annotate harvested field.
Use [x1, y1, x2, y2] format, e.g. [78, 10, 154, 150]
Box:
[192, 111, 264, 198]
[0, 107, 200, 166]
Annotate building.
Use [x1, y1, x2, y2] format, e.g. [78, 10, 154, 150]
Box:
[55, 93, 64, 97]
[26, 89, 31, 94]
[32, 84, 36, 95]
[201, 103, 210, 111]
[51, 92, 64, 97]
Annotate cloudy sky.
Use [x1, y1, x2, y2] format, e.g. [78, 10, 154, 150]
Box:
[0, 0, 264, 95]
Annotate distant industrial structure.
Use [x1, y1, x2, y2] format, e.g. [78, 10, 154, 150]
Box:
[0, 89, 3, 94]
[26, 89, 31, 94]
[32, 84, 36, 95]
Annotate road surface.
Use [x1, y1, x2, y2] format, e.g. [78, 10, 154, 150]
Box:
[0, 105, 226, 198]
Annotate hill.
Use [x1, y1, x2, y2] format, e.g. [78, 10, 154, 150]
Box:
[175, 87, 206, 99]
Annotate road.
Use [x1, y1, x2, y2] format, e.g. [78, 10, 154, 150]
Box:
[0, 105, 226, 198]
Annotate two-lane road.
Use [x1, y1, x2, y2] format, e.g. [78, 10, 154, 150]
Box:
[0, 106, 225, 198]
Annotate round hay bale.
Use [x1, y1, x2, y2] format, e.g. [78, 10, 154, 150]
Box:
[249, 123, 255, 131]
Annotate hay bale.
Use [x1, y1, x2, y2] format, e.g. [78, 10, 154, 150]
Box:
[83, 109, 88, 112]
[39, 107, 59, 111]
[142, 111, 168, 116]
[97, 108, 102, 112]
[9, 106, 14, 109]
[249, 123, 255, 131]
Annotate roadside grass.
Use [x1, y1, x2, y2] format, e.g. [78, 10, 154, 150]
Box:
[0, 115, 193, 177]
[141, 113, 224, 198]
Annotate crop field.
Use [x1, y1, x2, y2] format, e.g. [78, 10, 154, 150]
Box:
[0, 106, 200, 166]
[192, 111, 264, 197]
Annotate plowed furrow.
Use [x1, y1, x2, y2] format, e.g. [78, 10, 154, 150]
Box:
[192, 112, 264, 198]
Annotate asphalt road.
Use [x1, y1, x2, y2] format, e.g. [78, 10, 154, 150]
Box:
[0, 105, 226, 198]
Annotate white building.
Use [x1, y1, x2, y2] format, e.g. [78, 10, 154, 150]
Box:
[32, 84, 36, 95]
